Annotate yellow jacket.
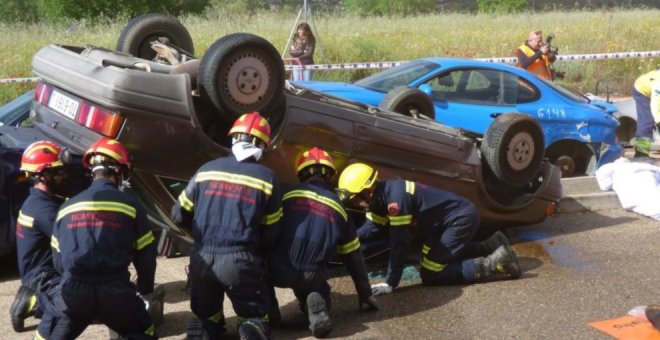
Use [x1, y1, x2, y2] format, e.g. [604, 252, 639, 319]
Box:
[634, 70, 660, 97]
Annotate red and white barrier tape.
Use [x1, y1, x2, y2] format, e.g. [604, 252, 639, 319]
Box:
[2, 50, 659, 83]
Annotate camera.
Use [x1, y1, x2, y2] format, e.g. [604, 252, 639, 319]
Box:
[545, 33, 559, 55]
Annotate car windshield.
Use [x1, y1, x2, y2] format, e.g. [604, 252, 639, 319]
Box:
[354, 60, 439, 93]
[537, 77, 588, 103]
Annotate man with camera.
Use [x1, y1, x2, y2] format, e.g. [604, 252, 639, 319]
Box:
[515, 30, 558, 81]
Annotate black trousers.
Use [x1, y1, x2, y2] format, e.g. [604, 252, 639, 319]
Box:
[45, 273, 155, 340]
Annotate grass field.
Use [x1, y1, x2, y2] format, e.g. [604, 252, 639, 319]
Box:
[1, 8, 658, 105]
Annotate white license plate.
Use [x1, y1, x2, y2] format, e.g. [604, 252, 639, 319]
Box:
[48, 90, 79, 120]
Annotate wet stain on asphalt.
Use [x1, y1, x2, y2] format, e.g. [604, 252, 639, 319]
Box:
[513, 230, 601, 274]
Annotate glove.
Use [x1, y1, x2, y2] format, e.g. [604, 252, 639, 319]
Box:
[358, 295, 380, 312]
[371, 283, 393, 296]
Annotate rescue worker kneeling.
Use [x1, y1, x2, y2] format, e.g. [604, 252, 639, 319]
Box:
[46, 138, 157, 339]
[171, 112, 282, 340]
[337, 163, 521, 295]
[268, 148, 379, 338]
[11, 141, 67, 335]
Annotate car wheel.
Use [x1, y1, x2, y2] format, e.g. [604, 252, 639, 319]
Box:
[481, 113, 545, 185]
[554, 155, 576, 177]
[198, 33, 285, 122]
[379, 86, 435, 120]
[116, 13, 194, 60]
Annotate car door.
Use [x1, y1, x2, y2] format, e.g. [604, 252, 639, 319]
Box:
[422, 68, 533, 135]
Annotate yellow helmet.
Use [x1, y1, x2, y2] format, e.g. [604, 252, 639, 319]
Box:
[338, 163, 379, 197]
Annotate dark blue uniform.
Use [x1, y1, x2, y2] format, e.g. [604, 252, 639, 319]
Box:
[358, 180, 481, 286]
[13, 188, 62, 337]
[47, 179, 157, 339]
[172, 156, 282, 338]
[269, 178, 371, 312]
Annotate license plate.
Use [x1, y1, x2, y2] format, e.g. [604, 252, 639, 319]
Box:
[48, 90, 79, 120]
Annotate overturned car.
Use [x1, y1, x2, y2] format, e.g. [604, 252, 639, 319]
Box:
[0, 15, 562, 257]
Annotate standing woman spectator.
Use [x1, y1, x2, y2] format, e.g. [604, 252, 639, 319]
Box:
[289, 22, 315, 81]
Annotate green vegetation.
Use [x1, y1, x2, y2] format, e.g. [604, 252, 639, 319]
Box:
[343, 0, 436, 16]
[1, 9, 659, 105]
[477, 0, 528, 13]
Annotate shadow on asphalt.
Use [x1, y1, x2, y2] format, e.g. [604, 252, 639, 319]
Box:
[274, 283, 464, 338]
[0, 251, 18, 283]
[161, 280, 190, 304]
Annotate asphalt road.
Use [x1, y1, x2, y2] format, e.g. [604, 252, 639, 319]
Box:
[1, 208, 659, 339]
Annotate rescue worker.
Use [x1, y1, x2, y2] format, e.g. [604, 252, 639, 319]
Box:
[47, 137, 157, 339]
[268, 147, 379, 338]
[10, 141, 67, 334]
[631, 69, 660, 157]
[337, 163, 521, 295]
[515, 30, 556, 80]
[171, 112, 282, 340]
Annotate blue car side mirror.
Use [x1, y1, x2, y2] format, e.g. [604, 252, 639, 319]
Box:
[418, 84, 432, 96]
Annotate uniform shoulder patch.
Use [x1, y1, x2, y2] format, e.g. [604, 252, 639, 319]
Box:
[387, 202, 399, 216]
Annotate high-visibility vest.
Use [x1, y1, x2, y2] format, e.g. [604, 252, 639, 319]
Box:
[516, 44, 553, 80]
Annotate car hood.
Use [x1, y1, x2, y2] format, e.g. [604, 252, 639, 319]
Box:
[294, 81, 384, 106]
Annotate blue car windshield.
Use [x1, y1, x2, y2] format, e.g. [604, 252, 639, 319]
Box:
[537, 76, 588, 103]
[354, 60, 439, 92]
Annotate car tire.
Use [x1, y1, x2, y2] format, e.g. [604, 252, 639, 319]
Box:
[481, 113, 545, 186]
[198, 33, 285, 122]
[116, 13, 194, 60]
[379, 86, 435, 120]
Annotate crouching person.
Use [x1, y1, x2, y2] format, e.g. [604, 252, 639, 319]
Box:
[337, 163, 521, 296]
[172, 112, 282, 340]
[45, 138, 157, 339]
[268, 148, 379, 338]
[11, 141, 67, 335]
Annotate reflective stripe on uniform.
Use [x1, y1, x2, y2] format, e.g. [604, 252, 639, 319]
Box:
[17, 211, 34, 228]
[208, 310, 225, 323]
[421, 256, 447, 272]
[144, 324, 156, 336]
[422, 244, 431, 255]
[34, 330, 46, 340]
[51, 235, 60, 252]
[337, 237, 361, 255]
[366, 212, 388, 226]
[388, 214, 413, 226]
[283, 190, 348, 221]
[262, 207, 283, 225]
[56, 201, 137, 221]
[405, 180, 415, 195]
[237, 314, 270, 323]
[178, 191, 194, 212]
[135, 230, 155, 250]
[196, 171, 273, 196]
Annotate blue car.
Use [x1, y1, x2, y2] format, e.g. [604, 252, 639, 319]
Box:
[295, 58, 623, 177]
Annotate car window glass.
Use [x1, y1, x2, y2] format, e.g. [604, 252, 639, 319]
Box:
[516, 77, 539, 103]
[354, 60, 439, 93]
[158, 176, 189, 199]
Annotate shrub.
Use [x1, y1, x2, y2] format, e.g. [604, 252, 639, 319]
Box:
[35, 0, 210, 22]
[343, 0, 436, 16]
[0, 1, 39, 23]
[477, 0, 529, 13]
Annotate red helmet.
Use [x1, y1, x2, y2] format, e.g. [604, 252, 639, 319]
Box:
[20, 141, 63, 173]
[83, 137, 131, 169]
[228, 112, 271, 146]
[296, 147, 336, 177]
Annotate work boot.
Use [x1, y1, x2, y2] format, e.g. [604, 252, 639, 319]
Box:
[307, 292, 332, 338]
[481, 230, 510, 254]
[475, 245, 522, 281]
[238, 319, 269, 340]
[10, 285, 37, 332]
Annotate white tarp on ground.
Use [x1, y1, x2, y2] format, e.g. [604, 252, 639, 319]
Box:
[596, 158, 660, 220]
